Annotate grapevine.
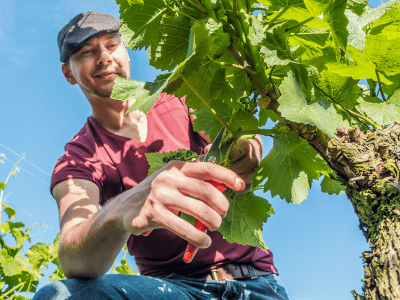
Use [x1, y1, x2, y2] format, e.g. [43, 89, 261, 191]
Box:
[112, 0, 400, 298]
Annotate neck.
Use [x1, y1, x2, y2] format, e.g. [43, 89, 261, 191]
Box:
[88, 96, 143, 131]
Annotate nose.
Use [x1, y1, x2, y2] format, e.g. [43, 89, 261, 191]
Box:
[98, 47, 113, 66]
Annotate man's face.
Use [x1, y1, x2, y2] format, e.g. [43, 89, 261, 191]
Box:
[62, 32, 130, 99]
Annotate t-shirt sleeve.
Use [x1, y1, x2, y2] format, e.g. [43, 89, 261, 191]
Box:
[50, 144, 104, 195]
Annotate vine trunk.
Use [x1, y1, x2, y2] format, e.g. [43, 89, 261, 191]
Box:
[327, 123, 400, 299]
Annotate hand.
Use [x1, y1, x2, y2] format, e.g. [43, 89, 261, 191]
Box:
[204, 136, 263, 193]
[116, 160, 245, 249]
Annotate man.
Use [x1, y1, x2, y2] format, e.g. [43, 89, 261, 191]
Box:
[33, 11, 289, 300]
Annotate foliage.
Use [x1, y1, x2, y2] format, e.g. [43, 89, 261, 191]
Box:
[112, 0, 400, 296]
[0, 155, 136, 299]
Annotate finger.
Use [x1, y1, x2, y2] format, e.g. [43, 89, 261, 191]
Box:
[162, 189, 223, 231]
[176, 161, 245, 192]
[229, 155, 259, 176]
[175, 177, 229, 217]
[229, 139, 251, 162]
[156, 208, 212, 249]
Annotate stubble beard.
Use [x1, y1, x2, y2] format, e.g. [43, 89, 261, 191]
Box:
[92, 66, 128, 98]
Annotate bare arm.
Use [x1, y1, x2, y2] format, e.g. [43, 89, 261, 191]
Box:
[53, 161, 245, 279]
[53, 178, 130, 279]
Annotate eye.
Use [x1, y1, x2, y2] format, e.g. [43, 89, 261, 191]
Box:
[81, 49, 93, 55]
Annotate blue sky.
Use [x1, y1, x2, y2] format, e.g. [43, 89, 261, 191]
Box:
[0, 0, 386, 299]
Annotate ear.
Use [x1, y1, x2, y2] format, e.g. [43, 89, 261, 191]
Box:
[61, 64, 77, 85]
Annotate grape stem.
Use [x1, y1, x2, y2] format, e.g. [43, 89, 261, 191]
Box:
[285, 16, 314, 33]
[375, 69, 387, 102]
[202, 0, 218, 20]
[163, 0, 197, 20]
[263, 7, 289, 33]
[184, 0, 206, 13]
[210, 57, 257, 75]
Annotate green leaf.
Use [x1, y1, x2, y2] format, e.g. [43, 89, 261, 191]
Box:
[115, 259, 138, 275]
[0, 182, 5, 190]
[262, 23, 292, 68]
[218, 191, 273, 249]
[180, 212, 196, 226]
[0, 221, 24, 235]
[346, 0, 368, 15]
[358, 0, 400, 28]
[118, 0, 167, 50]
[148, 15, 192, 71]
[253, 132, 330, 204]
[2, 203, 15, 219]
[304, 0, 349, 51]
[289, 32, 332, 69]
[259, 109, 281, 127]
[386, 89, 400, 105]
[191, 102, 258, 142]
[111, 77, 169, 114]
[173, 18, 230, 111]
[320, 175, 345, 195]
[248, 17, 264, 46]
[315, 70, 360, 110]
[370, 5, 400, 37]
[356, 98, 400, 126]
[326, 45, 393, 85]
[145, 150, 200, 176]
[277, 73, 344, 138]
[364, 34, 400, 78]
[0, 249, 24, 276]
[345, 10, 366, 51]
[26, 243, 50, 270]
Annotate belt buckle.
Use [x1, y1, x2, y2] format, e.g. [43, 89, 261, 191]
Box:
[211, 269, 219, 280]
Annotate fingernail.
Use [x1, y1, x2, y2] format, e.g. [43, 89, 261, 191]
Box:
[222, 209, 228, 218]
[235, 178, 245, 190]
[203, 237, 212, 248]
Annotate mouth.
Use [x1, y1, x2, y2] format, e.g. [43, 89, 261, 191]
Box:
[95, 72, 118, 79]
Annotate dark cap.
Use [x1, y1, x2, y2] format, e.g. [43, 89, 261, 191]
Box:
[58, 11, 121, 63]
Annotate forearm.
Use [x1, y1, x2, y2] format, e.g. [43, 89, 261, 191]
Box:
[58, 202, 130, 279]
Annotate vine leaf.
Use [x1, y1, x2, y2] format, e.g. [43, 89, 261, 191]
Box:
[217, 192, 273, 249]
[356, 99, 400, 126]
[364, 34, 400, 78]
[111, 77, 169, 114]
[191, 101, 258, 141]
[359, 0, 400, 29]
[315, 70, 360, 110]
[148, 15, 192, 72]
[173, 18, 231, 111]
[321, 175, 345, 195]
[326, 45, 392, 85]
[253, 132, 330, 204]
[0, 249, 24, 277]
[118, 0, 167, 50]
[369, 5, 400, 37]
[278, 73, 344, 138]
[303, 0, 349, 51]
[145, 150, 200, 176]
[345, 9, 366, 51]
[116, 259, 138, 275]
[346, 0, 368, 15]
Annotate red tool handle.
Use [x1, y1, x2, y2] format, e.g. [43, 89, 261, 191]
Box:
[183, 180, 226, 263]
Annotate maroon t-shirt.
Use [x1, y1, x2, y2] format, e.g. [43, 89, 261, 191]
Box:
[51, 93, 278, 277]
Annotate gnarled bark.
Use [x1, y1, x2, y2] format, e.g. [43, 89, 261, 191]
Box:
[328, 123, 400, 299]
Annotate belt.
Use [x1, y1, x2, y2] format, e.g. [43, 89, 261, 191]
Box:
[201, 264, 272, 281]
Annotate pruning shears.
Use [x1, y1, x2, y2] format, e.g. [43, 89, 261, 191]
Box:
[183, 126, 236, 263]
